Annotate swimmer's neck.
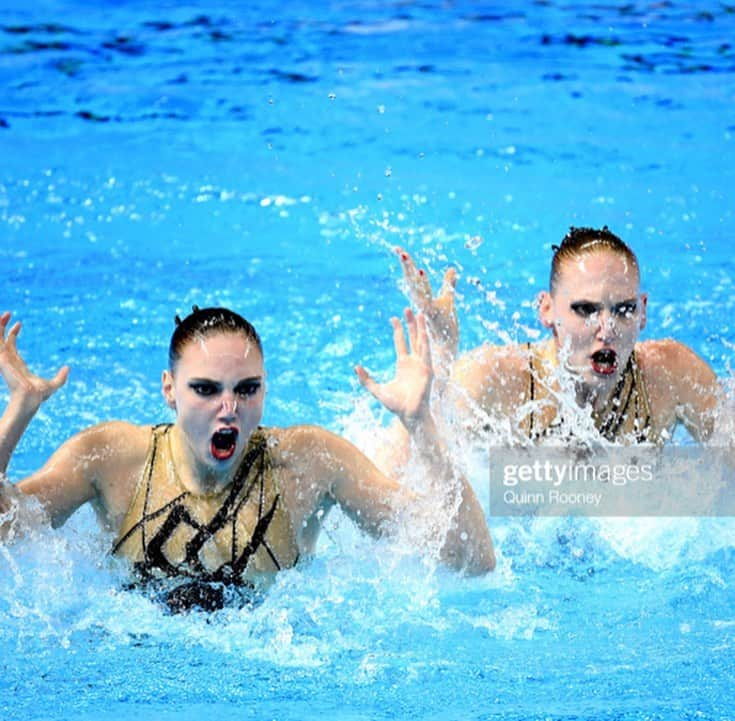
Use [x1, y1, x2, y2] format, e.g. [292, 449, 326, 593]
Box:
[169, 426, 240, 496]
[574, 375, 619, 413]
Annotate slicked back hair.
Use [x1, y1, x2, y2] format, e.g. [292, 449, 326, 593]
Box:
[550, 226, 639, 293]
[168, 306, 263, 371]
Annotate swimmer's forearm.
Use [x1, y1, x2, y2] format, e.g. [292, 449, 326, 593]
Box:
[0, 478, 18, 542]
[439, 477, 495, 575]
[405, 412, 495, 574]
[0, 476, 46, 544]
[0, 391, 43, 474]
[402, 411, 445, 464]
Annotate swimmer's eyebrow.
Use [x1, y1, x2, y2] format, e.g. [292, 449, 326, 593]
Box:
[235, 377, 264, 385]
[613, 297, 638, 307]
[189, 376, 264, 384]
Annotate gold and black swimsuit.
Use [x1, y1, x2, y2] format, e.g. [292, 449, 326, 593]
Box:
[525, 343, 653, 443]
[112, 424, 299, 610]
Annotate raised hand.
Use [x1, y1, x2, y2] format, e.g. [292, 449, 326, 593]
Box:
[355, 309, 432, 429]
[395, 247, 458, 370]
[0, 312, 69, 409]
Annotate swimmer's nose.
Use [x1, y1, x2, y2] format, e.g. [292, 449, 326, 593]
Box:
[219, 397, 238, 419]
[596, 311, 618, 341]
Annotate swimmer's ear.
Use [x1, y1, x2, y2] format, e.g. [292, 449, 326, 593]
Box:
[162, 370, 176, 410]
[639, 292, 648, 331]
[538, 291, 555, 329]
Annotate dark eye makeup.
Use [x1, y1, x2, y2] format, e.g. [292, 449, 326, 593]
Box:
[189, 381, 218, 396]
[570, 299, 638, 319]
[613, 301, 637, 318]
[235, 381, 262, 397]
[570, 302, 601, 317]
[187, 378, 262, 398]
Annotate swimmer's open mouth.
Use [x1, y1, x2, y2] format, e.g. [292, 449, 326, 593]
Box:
[211, 428, 239, 461]
[590, 349, 618, 375]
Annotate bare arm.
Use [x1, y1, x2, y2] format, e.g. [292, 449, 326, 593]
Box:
[0, 313, 143, 539]
[1, 418, 148, 541]
[353, 310, 495, 574]
[0, 312, 69, 474]
[280, 422, 494, 575]
[0, 425, 100, 540]
[14, 427, 106, 527]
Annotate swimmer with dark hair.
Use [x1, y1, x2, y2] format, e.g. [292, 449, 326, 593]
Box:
[0, 307, 494, 611]
[378, 227, 718, 468]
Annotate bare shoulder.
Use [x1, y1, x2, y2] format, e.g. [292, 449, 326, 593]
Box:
[636, 339, 719, 441]
[267, 423, 383, 493]
[16, 420, 153, 529]
[71, 420, 151, 456]
[79, 421, 153, 523]
[267, 424, 349, 469]
[454, 342, 529, 375]
[451, 341, 533, 409]
[264, 425, 350, 539]
[636, 339, 717, 387]
[637, 338, 693, 364]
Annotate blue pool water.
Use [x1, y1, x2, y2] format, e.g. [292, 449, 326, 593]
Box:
[1, 2, 735, 719]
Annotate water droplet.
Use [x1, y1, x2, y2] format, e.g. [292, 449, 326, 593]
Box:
[465, 235, 482, 250]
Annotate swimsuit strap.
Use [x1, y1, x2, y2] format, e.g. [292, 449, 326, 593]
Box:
[113, 426, 289, 582]
[112, 423, 173, 556]
[630, 350, 653, 441]
[527, 342, 536, 438]
[526, 342, 564, 440]
[524, 345, 652, 443]
[595, 350, 652, 442]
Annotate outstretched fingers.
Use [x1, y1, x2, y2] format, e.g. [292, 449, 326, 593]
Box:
[396, 246, 433, 311]
[49, 365, 70, 394]
[391, 315, 408, 357]
[6, 321, 21, 352]
[354, 364, 374, 392]
[0, 314, 22, 365]
[438, 267, 457, 303]
[0, 312, 21, 349]
[415, 313, 432, 367]
[356, 312, 434, 423]
[355, 364, 385, 406]
[403, 308, 417, 352]
[0, 312, 70, 402]
[401, 309, 431, 367]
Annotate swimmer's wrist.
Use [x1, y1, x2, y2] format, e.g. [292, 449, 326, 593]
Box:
[401, 406, 437, 437]
[0, 474, 16, 531]
[8, 386, 44, 415]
